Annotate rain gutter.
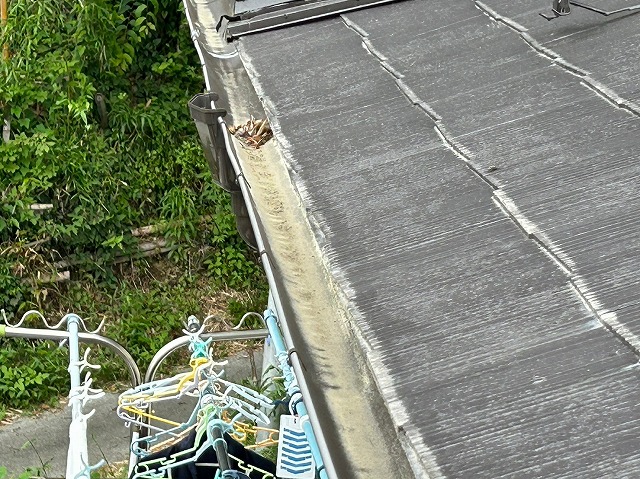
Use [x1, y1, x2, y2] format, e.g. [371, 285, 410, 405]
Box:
[182, 3, 339, 478]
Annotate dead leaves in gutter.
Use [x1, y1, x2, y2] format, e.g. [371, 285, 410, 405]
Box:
[229, 117, 273, 149]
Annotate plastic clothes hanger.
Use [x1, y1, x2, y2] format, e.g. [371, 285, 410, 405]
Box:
[131, 402, 232, 479]
[128, 313, 275, 474]
[131, 369, 274, 460]
[120, 317, 224, 431]
[131, 378, 215, 457]
[131, 375, 276, 477]
[118, 357, 224, 431]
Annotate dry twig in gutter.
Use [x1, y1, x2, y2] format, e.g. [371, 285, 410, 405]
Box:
[229, 117, 273, 148]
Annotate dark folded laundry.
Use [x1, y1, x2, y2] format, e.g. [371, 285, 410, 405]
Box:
[132, 429, 276, 479]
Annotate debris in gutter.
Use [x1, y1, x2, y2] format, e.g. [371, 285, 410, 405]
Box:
[229, 116, 273, 149]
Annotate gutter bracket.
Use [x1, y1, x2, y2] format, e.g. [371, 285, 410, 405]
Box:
[188, 92, 238, 193]
[189, 92, 258, 250]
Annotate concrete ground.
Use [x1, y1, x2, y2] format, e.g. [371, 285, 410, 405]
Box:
[0, 352, 262, 478]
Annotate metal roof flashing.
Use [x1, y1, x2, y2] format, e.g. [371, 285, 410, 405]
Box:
[221, 0, 406, 39]
[234, 0, 307, 16]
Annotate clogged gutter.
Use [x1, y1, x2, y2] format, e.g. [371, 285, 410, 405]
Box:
[229, 117, 274, 148]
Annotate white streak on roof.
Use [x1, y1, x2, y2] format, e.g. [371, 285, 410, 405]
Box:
[237, 40, 424, 478]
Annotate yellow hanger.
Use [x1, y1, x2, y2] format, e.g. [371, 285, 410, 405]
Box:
[222, 411, 279, 449]
[118, 357, 213, 428]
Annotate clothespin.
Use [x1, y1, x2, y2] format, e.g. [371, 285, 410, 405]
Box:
[69, 348, 101, 374]
[69, 373, 105, 409]
[72, 456, 106, 479]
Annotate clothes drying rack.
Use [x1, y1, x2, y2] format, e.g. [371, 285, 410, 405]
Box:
[0, 299, 330, 479]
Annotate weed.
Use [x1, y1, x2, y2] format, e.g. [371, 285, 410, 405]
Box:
[0, 467, 44, 479]
[0, 0, 226, 316]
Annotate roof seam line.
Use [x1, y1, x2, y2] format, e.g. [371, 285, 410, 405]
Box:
[492, 191, 575, 275]
[473, 0, 640, 117]
[474, 0, 528, 31]
[340, 15, 369, 36]
[569, 279, 640, 357]
[432, 57, 640, 359]
[342, 14, 498, 189]
[340, 14, 441, 122]
[344, 10, 640, 360]
[474, 1, 586, 77]
[580, 79, 640, 118]
[494, 189, 640, 359]
[433, 125, 497, 190]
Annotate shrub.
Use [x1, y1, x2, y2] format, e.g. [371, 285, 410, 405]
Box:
[0, 0, 268, 409]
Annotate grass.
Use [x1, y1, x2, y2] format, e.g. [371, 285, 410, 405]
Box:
[0, 467, 44, 479]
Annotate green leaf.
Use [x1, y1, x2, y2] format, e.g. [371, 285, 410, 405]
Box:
[101, 234, 124, 249]
[134, 4, 147, 17]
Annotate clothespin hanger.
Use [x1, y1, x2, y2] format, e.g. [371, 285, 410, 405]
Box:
[70, 348, 102, 375]
[184, 315, 214, 359]
[1, 309, 105, 333]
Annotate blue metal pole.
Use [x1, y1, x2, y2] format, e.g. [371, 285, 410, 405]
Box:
[66, 314, 89, 479]
[264, 308, 328, 479]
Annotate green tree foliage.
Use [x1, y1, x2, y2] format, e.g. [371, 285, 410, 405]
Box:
[0, 0, 263, 312]
[0, 0, 266, 408]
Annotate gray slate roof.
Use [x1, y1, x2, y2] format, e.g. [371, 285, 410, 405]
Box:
[196, 0, 640, 476]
